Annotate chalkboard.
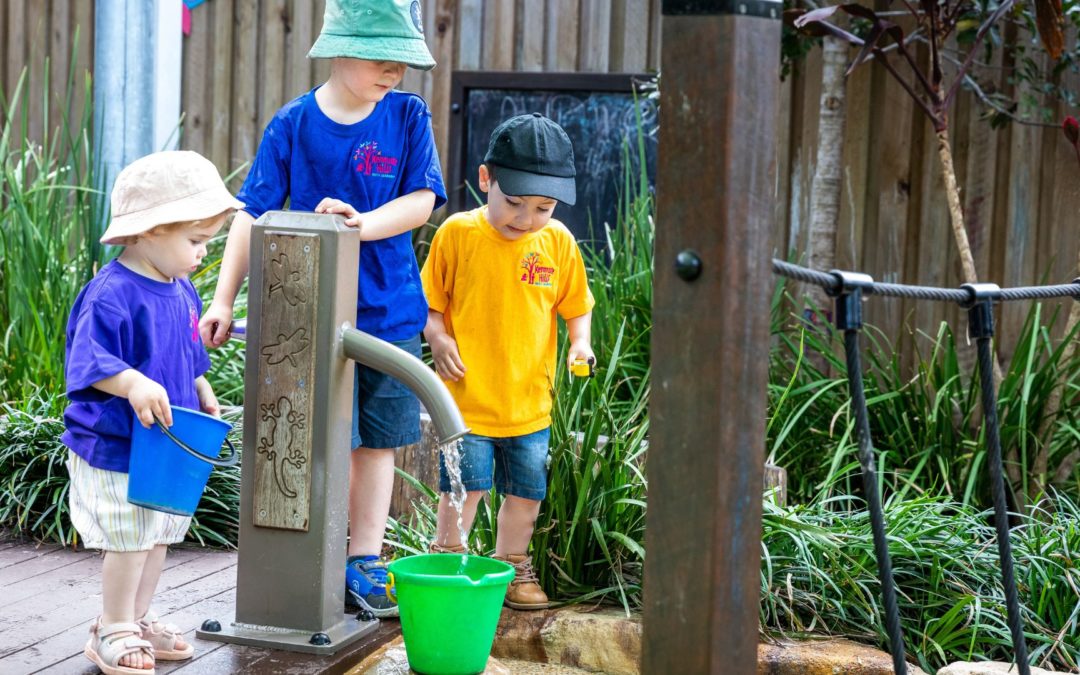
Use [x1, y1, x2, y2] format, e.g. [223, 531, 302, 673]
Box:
[446, 72, 658, 249]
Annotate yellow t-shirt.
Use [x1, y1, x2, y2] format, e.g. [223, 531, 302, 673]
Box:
[421, 207, 595, 437]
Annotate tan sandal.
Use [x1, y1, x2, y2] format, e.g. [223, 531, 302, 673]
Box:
[84, 619, 155, 675]
[137, 610, 194, 661]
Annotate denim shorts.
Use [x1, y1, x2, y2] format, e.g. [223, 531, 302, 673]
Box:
[438, 427, 551, 501]
[351, 334, 422, 450]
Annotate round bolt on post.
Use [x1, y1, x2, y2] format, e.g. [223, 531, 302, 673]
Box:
[356, 609, 376, 622]
[309, 632, 332, 646]
[675, 250, 703, 281]
[200, 619, 221, 633]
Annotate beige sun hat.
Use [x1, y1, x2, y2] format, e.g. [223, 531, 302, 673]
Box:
[100, 150, 244, 245]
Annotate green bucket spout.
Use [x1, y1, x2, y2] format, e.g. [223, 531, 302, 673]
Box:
[387, 554, 514, 674]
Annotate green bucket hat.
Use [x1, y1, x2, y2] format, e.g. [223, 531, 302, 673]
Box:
[308, 0, 435, 71]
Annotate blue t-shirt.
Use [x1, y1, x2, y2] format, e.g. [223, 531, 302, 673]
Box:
[237, 88, 447, 341]
[62, 261, 211, 472]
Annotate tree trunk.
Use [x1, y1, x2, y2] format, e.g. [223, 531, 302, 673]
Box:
[803, 36, 848, 371]
[936, 128, 1020, 498]
[808, 37, 847, 287]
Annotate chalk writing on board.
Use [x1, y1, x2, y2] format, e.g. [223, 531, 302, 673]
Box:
[460, 88, 658, 247]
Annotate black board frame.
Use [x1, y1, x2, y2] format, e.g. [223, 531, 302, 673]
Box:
[445, 71, 653, 222]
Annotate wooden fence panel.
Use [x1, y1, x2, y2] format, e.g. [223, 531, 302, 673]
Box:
[25, 0, 47, 144]
[210, 0, 235, 175]
[72, 0, 94, 129]
[518, 0, 545, 72]
[182, 2, 212, 156]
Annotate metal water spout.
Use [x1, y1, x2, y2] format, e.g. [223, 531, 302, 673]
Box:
[341, 327, 469, 445]
[230, 318, 468, 446]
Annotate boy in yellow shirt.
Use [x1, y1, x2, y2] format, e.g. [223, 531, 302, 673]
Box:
[420, 113, 595, 609]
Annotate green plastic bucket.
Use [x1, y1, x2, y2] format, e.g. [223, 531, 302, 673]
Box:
[387, 554, 514, 675]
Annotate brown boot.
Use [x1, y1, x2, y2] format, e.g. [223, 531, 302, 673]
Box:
[493, 554, 549, 610]
[428, 541, 466, 554]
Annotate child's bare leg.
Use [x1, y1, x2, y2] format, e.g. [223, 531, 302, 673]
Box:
[494, 495, 542, 556]
[102, 550, 153, 670]
[133, 545, 167, 619]
[134, 544, 190, 651]
[348, 447, 396, 557]
[435, 491, 484, 547]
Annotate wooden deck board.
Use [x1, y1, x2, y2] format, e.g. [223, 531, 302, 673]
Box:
[0, 541, 398, 675]
[0, 548, 217, 652]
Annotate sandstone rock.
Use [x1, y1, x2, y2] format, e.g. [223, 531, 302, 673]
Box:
[938, 662, 1062, 675]
[492, 606, 640, 674]
[757, 638, 930, 675]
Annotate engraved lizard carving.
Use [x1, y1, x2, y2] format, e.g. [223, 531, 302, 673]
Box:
[256, 396, 308, 499]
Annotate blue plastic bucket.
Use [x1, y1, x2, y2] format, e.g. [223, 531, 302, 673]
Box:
[128, 406, 237, 516]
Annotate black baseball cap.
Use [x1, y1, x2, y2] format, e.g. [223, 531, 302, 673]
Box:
[483, 113, 577, 205]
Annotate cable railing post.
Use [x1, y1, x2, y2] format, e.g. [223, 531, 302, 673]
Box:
[828, 269, 909, 675]
[960, 282, 1031, 675]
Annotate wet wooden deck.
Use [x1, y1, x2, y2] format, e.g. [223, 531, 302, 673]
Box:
[0, 539, 399, 674]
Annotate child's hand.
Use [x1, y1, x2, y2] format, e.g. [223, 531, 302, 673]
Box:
[196, 377, 221, 417]
[429, 333, 467, 382]
[128, 376, 172, 429]
[567, 341, 595, 372]
[315, 197, 363, 229]
[199, 301, 234, 348]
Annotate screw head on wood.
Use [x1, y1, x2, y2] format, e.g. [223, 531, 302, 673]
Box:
[675, 250, 703, 281]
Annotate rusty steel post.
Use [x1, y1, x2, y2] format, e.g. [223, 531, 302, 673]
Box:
[642, 1, 781, 673]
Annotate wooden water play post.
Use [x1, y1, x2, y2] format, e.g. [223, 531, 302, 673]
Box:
[642, 1, 781, 673]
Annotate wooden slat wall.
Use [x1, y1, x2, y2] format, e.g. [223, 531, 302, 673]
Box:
[176, 0, 664, 185]
[0, 1, 94, 146]
[1, 1, 1078, 359]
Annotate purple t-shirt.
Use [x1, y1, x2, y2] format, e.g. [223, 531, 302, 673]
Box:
[61, 260, 211, 472]
[237, 88, 447, 341]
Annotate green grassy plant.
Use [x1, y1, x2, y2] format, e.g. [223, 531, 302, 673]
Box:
[0, 56, 102, 404]
[761, 493, 1080, 671]
[191, 231, 248, 405]
[767, 284, 1080, 507]
[0, 393, 243, 548]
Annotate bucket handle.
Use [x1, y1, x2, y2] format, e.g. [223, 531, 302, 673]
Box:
[153, 418, 239, 468]
[386, 572, 398, 604]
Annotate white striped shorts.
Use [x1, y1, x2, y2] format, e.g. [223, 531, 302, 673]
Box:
[66, 451, 191, 552]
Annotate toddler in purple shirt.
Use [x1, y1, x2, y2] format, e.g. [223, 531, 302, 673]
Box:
[62, 151, 241, 674]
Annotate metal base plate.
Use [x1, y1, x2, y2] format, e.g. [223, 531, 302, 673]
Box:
[196, 612, 380, 655]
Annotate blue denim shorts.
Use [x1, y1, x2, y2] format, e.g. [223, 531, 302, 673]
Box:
[438, 427, 552, 501]
[351, 334, 422, 450]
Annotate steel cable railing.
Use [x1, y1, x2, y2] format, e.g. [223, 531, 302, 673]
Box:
[769, 260, 1067, 675]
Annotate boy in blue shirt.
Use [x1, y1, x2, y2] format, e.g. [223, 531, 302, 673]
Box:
[199, 0, 445, 617]
[65, 150, 242, 673]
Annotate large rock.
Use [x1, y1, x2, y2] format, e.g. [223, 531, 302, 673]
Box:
[938, 663, 1062, 675]
[758, 638, 929, 674]
[492, 606, 641, 674]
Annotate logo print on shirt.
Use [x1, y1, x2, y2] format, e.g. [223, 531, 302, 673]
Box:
[353, 142, 399, 179]
[519, 252, 554, 287]
[189, 304, 199, 342]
